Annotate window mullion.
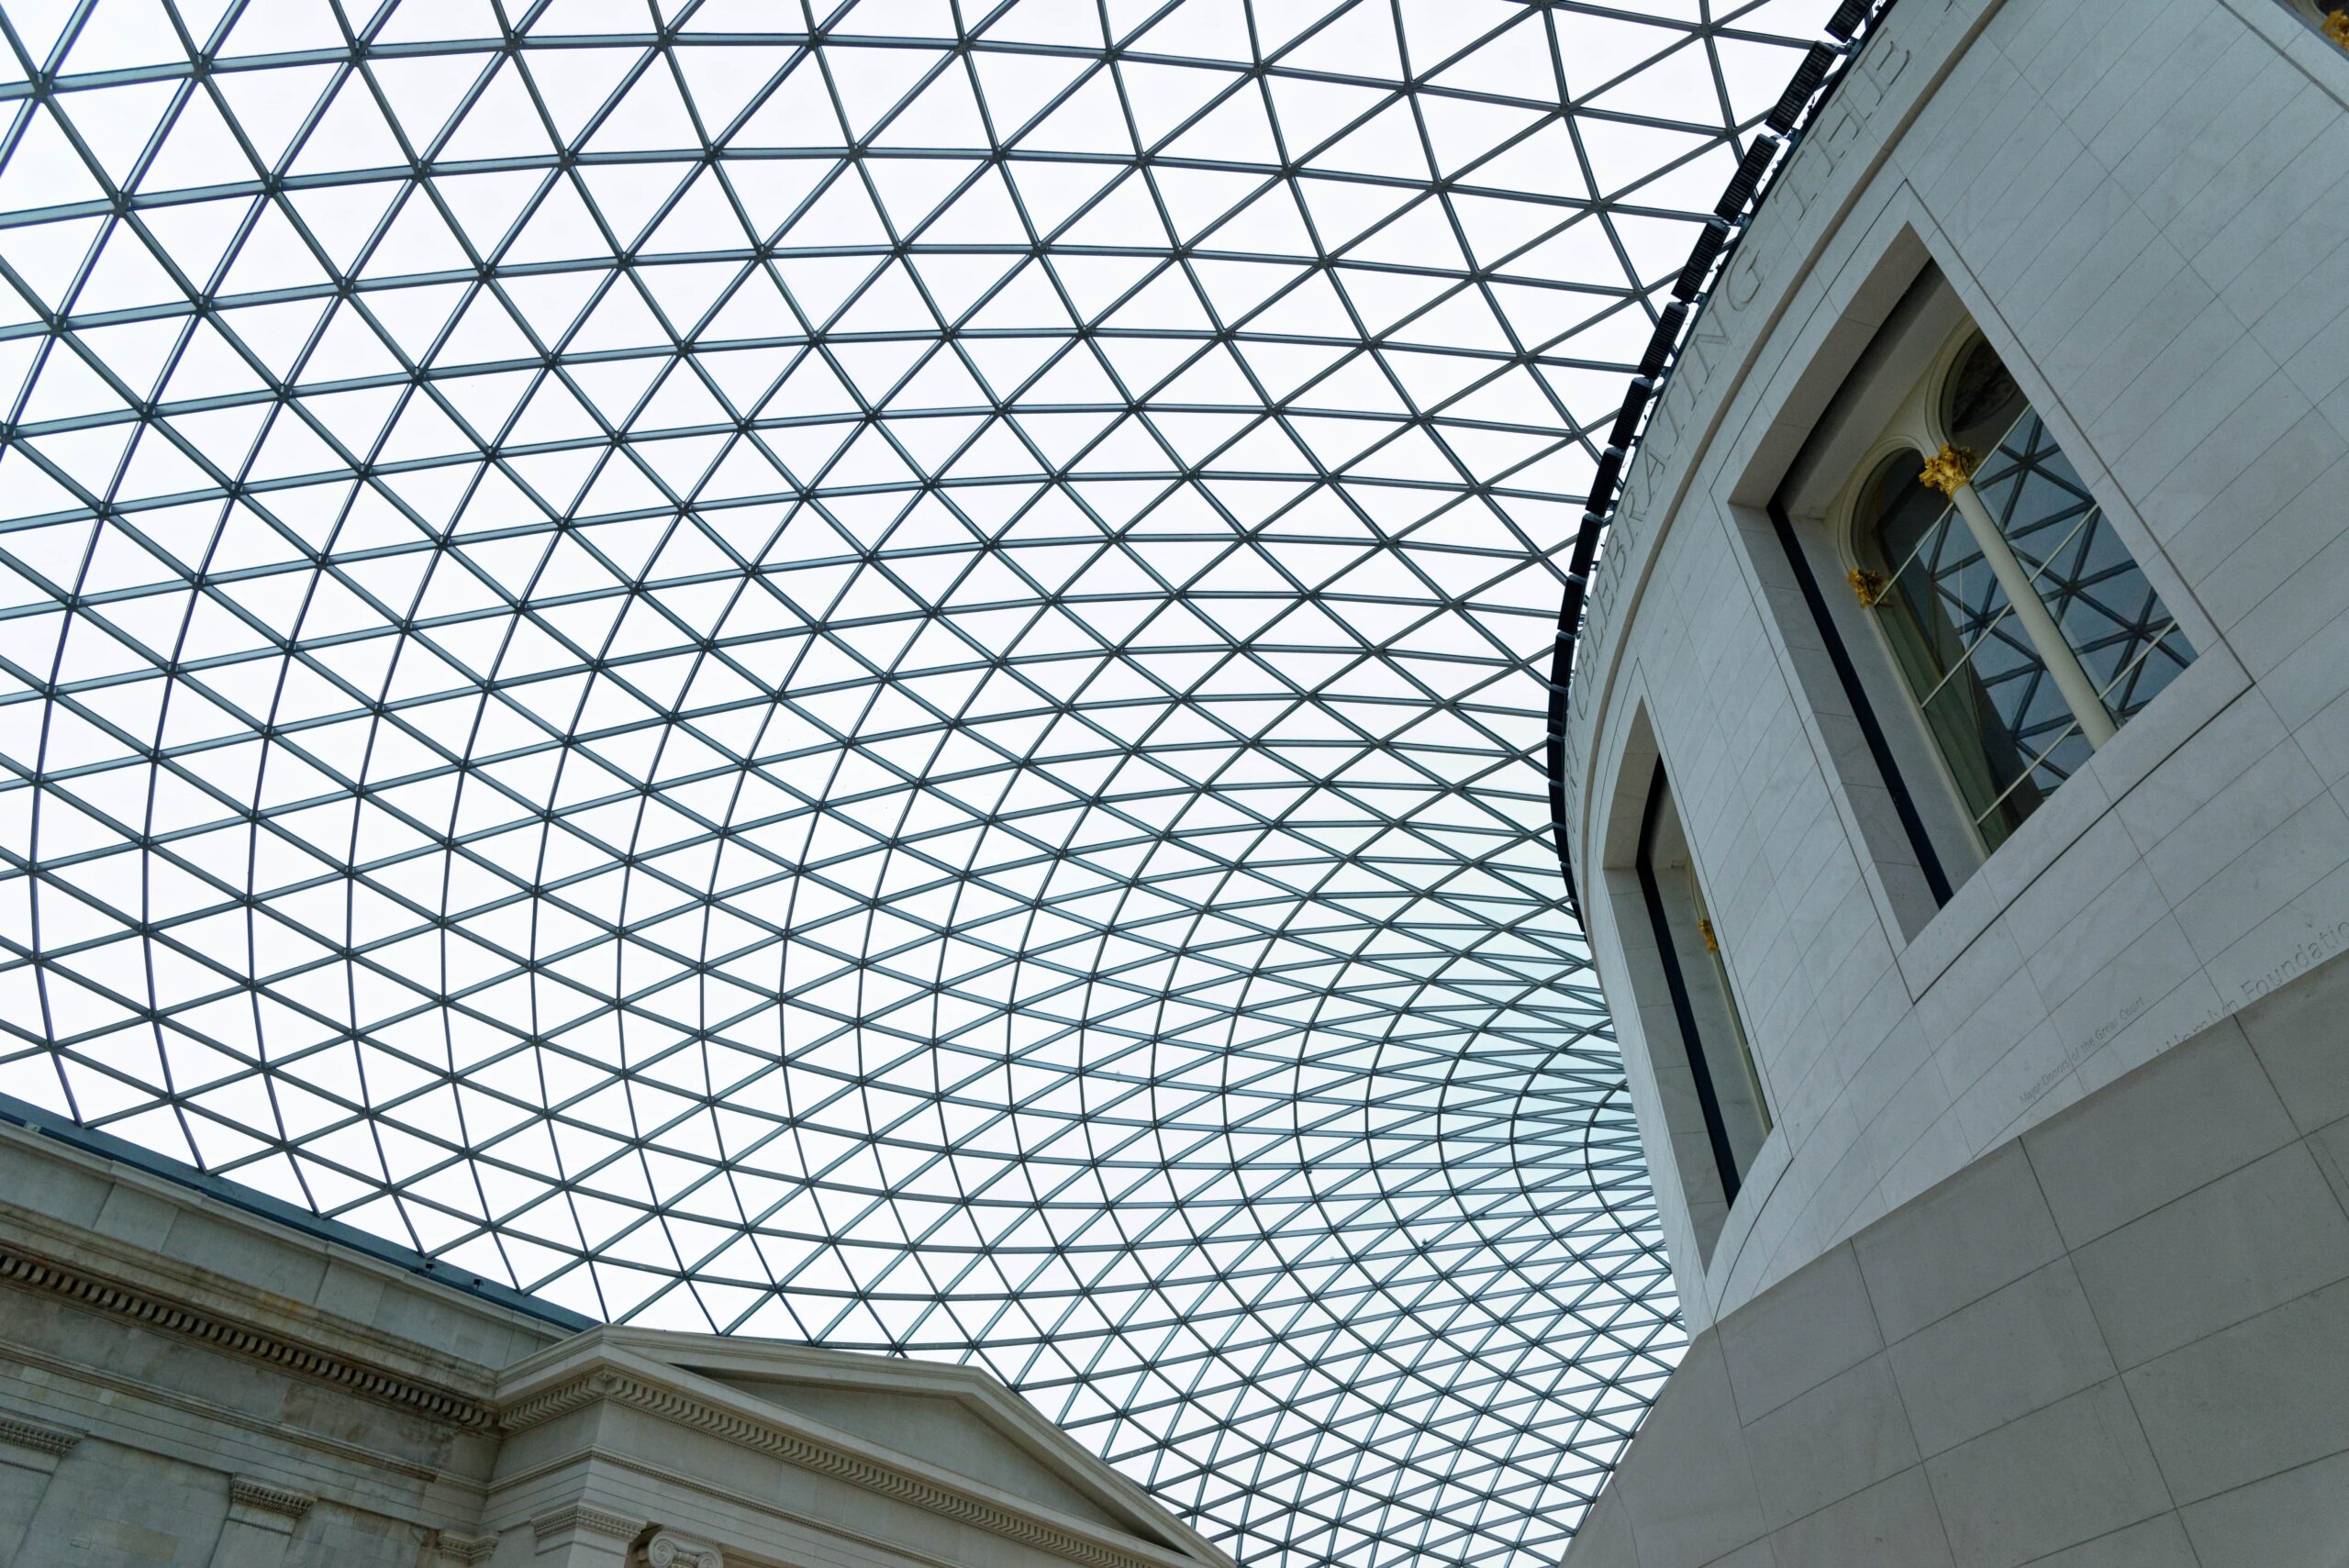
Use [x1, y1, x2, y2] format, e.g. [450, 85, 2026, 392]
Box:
[1932, 452, 2120, 748]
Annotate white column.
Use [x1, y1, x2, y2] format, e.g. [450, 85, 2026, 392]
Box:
[426, 1529, 501, 1568]
[1928, 445, 2118, 748]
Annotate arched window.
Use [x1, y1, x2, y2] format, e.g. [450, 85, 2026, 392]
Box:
[2280, 0, 2349, 50]
[1842, 335, 2194, 855]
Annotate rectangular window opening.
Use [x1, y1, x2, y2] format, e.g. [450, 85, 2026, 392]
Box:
[1634, 765, 1772, 1216]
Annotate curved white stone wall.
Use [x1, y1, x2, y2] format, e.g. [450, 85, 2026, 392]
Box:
[1567, 962, 2349, 1568]
[1561, 0, 2349, 1334]
[1559, 0, 2349, 1559]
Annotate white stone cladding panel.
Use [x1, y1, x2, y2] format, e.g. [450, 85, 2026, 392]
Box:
[1564, 949, 2349, 1568]
[1564, 0, 2349, 1334]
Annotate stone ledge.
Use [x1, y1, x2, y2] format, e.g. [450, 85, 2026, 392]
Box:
[645, 1529, 726, 1568]
[427, 1530, 500, 1565]
[503, 1365, 1179, 1568]
[0, 1413, 79, 1458]
[531, 1503, 644, 1547]
[228, 1475, 317, 1520]
[0, 1240, 494, 1429]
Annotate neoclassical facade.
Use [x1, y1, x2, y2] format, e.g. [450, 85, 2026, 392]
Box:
[1556, 0, 2349, 1562]
[0, 1117, 1225, 1568]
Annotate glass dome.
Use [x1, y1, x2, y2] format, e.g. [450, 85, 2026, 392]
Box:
[0, 0, 1829, 1562]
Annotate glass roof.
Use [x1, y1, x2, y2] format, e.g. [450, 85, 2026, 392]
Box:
[0, 0, 1827, 1562]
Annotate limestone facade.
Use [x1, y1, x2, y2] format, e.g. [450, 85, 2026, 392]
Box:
[1556, 0, 2349, 1560]
[0, 1120, 1225, 1568]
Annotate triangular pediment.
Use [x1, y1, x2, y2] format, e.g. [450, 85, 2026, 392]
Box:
[496, 1328, 1226, 1566]
[698, 1369, 1141, 1534]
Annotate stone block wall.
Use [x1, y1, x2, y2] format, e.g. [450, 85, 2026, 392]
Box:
[1564, 944, 2349, 1567]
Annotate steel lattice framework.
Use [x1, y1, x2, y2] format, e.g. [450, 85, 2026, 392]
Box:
[0, 1, 1827, 1563]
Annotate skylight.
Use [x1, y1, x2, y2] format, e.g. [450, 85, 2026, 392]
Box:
[0, 0, 1828, 1562]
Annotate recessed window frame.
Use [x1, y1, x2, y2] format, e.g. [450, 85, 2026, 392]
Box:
[1820, 317, 2198, 871]
[1631, 762, 1772, 1215]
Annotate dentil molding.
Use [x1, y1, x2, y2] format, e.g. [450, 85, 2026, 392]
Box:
[0, 1240, 493, 1429]
[501, 1367, 1168, 1568]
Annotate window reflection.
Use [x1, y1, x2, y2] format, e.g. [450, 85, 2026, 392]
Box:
[1851, 338, 2193, 852]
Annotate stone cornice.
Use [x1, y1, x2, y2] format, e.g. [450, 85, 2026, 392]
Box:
[0, 1240, 494, 1429]
[532, 1503, 642, 1542]
[0, 1413, 80, 1457]
[500, 1367, 1184, 1568]
[228, 1476, 317, 1518]
[429, 1531, 500, 1564]
[645, 1529, 725, 1568]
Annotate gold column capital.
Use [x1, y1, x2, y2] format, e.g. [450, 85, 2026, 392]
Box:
[2326, 8, 2348, 48]
[1847, 568, 1886, 607]
[1919, 443, 1976, 497]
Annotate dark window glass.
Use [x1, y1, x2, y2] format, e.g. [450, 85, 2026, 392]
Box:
[1635, 770, 1770, 1202]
